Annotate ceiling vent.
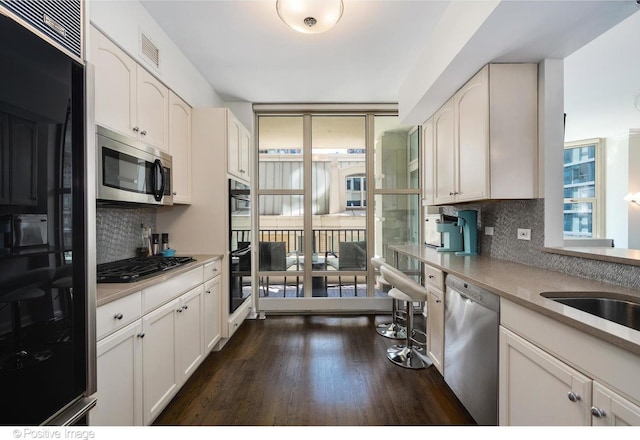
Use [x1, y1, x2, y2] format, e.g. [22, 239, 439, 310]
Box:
[140, 32, 160, 69]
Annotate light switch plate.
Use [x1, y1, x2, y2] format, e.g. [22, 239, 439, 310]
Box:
[485, 227, 494, 236]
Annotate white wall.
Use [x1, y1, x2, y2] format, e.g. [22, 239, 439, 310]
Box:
[605, 134, 630, 248]
[89, 0, 224, 108]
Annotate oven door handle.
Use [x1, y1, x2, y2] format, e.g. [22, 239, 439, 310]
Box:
[152, 159, 166, 202]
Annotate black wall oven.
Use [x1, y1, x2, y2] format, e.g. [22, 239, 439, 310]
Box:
[229, 179, 251, 314]
[0, 12, 93, 425]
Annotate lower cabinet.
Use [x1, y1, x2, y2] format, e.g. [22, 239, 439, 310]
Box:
[203, 276, 221, 352]
[424, 264, 444, 374]
[176, 285, 204, 383]
[499, 305, 640, 426]
[92, 260, 222, 426]
[426, 285, 444, 374]
[499, 327, 592, 425]
[92, 321, 144, 426]
[142, 299, 180, 425]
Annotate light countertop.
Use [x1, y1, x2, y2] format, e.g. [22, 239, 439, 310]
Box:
[389, 244, 640, 356]
[96, 254, 222, 307]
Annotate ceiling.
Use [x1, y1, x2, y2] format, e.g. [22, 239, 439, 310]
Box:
[140, 1, 640, 124]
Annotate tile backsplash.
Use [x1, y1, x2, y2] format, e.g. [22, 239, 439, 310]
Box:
[96, 206, 156, 264]
[444, 199, 640, 290]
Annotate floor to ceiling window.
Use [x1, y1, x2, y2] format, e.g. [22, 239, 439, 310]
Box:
[253, 106, 419, 312]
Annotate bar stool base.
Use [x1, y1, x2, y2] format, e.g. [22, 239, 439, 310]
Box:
[386, 344, 431, 370]
[376, 322, 406, 340]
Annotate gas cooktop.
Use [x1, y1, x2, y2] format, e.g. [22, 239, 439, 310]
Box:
[97, 256, 195, 283]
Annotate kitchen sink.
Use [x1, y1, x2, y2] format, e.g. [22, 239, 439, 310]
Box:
[540, 293, 640, 332]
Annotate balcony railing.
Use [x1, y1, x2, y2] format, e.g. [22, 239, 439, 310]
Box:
[232, 228, 366, 255]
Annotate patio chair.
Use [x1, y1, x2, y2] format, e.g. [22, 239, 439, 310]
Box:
[259, 241, 297, 297]
[326, 241, 367, 296]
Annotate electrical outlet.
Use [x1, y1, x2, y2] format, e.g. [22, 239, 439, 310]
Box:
[517, 228, 531, 240]
[485, 227, 494, 236]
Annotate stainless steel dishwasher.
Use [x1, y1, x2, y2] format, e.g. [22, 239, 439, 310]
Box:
[444, 275, 500, 426]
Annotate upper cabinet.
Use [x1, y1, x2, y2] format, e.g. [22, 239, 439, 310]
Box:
[227, 111, 251, 183]
[424, 64, 538, 206]
[91, 26, 169, 152]
[168, 92, 192, 204]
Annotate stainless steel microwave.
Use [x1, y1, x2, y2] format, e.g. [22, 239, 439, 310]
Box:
[96, 126, 173, 206]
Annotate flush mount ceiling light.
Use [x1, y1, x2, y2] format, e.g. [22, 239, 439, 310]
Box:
[276, 0, 344, 34]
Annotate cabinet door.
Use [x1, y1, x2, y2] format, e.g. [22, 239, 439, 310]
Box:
[176, 285, 204, 385]
[91, 320, 143, 426]
[455, 66, 489, 202]
[591, 381, 640, 426]
[499, 327, 592, 426]
[426, 286, 444, 374]
[239, 124, 251, 181]
[169, 92, 192, 204]
[142, 299, 179, 425]
[227, 112, 241, 179]
[137, 67, 169, 151]
[433, 98, 456, 205]
[422, 117, 434, 205]
[91, 27, 137, 138]
[203, 276, 221, 353]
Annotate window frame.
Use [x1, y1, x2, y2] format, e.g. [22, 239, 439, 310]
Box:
[563, 138, 605, 239]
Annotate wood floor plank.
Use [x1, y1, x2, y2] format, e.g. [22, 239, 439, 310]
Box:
[154, 315, 476, 426]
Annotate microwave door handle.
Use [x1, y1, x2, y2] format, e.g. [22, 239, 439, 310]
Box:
[153, 159, 165, 202]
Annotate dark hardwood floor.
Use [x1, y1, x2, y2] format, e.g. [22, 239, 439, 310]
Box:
[154, 314, 476, 426]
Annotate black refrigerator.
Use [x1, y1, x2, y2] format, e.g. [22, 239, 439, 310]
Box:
[0, 11, 94, 425]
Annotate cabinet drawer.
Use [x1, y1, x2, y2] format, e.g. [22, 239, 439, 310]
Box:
[96, 291, 142, 340]
[424, 264, 444, 290]
[203, 259, 221, 282]
[142, 266, 204, 313]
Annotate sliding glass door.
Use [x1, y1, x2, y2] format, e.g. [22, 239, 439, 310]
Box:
[254, 107, 419, 312]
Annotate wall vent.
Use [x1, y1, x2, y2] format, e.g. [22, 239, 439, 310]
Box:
[140, 32, 160, 69]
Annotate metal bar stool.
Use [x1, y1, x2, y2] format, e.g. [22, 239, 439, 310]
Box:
[380, 263, 432, 369]
[371, 257, 406, 340]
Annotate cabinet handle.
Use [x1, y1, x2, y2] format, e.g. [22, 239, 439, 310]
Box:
[212, 267, 218, 272]
[133, 127, 139, 133]
[140, 130, 147, 136]
[590, 407, 606, 418]
[428, 275, 434, 279]
[182, 305, 188, 310]
[206, 290, 211, 294]
[567, 391, 581, 402]
[449, 192, 453, 196]
[114, 313, 123, 320]
[176, 309, 183, 313]
[173, 192, 177, 196]
[435, 299, 442, 304]
[137, 333, 145, 338]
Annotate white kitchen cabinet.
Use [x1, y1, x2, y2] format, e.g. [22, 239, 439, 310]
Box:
[433, 98, 456, 205]
[430, 64, 538, 205]
[141, 298, 179, 425]
[228, 111, 251, 182]
[499, 327, 593, 425]
[426, 284, 444, 374]
[92, 320, 144, 426]
[176, 285, 204, 385]
[424, 264, 444, 373]
[421, 117, 434, 205]
[591, 381, 640, 426]
[169, 91, 192, 204]
[91, 26, 169, 151]
[499, 298, 640, 427]
[203, 275, 222, 353]
[136, 67, 170, 150]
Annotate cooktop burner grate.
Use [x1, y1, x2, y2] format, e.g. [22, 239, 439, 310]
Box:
[97, 256, 195, 283]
